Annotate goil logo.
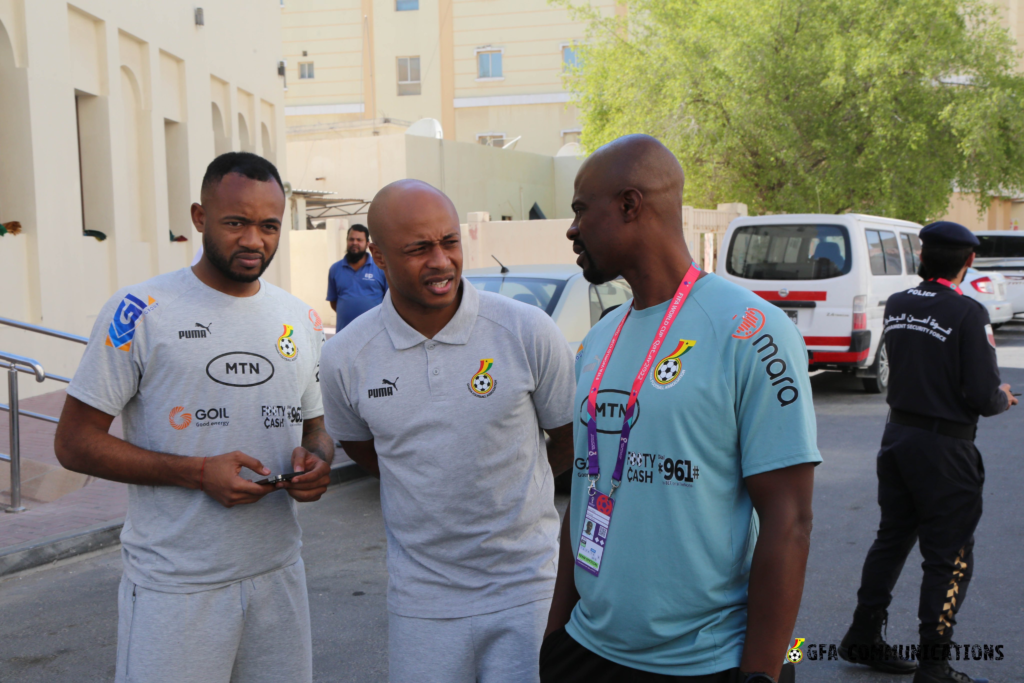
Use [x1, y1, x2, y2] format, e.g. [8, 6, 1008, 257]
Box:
[169, 406, 192, 430]
[787, 638, 806, 664]
[732, 308, 766, 340]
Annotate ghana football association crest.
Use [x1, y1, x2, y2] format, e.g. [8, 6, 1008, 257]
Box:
[276, 324, 298, 361]
[650, 339, 696, 389]
[468, 358, 496, 397]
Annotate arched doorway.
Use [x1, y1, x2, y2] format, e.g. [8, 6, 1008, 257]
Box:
[211, 103, 230, 156]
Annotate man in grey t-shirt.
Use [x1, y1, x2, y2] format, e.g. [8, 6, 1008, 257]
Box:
[320, 180, 576, 683]
[56, 153, 334, 683]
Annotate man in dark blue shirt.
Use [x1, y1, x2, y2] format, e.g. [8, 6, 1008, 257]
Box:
[327, 224, 388, 330]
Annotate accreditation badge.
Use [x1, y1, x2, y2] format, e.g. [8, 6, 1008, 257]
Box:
[575, 492, 615, 576]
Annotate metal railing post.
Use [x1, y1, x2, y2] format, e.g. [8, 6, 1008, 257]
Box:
[6, 365, 24, 513]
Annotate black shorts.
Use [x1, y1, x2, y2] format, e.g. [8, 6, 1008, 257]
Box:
[539, 627, 741, 683]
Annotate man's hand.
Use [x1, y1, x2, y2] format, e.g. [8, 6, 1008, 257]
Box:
[280, 447, 331, 502]
[202, 451, 274, 508]
[1000, 383, 1018, 408]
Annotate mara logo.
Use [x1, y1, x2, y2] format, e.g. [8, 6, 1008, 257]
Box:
[308, 309, 323, 332]
[752, 333, 799, 407]
[179, 323, 212, 340]
[206, 352, 275, 387]
[787, 638, 806, 664]
[469, 359, 496, 397]
[732, 308, 766, 340]
[105, 293, 156, 351]
[368, 378, 399, 399]
[169, 406, 192, 430]
[579, 389, 641, 434]
[651, 339, 696, 388]
[277, 324, 298, 361]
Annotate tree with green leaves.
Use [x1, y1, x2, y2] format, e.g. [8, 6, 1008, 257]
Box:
[559, 0, 1024, 221]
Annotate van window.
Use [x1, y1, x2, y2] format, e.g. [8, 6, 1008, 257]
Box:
[589, 280, 633, 326]
[726, 224, 851, 280]
[976, 235, 1024, 258]
[865, 229, 903, 275]
[899, 233, 920, 275]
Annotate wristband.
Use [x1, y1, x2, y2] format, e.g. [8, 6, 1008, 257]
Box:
[199, 457, 207, 491]
[741, 674, 776, 683]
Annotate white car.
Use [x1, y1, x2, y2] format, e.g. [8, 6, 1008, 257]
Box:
[973, 231, 1024, 315]
[961, 268, 1013, 327]
[464, 264, 633, 349]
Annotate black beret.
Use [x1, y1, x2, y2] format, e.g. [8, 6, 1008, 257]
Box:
[919, 221, 980, 247]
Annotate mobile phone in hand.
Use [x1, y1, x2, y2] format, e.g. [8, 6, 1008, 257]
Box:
[255, 471, 302, 486]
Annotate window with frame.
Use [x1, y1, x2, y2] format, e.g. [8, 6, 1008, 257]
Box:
[562, 45, 580, 72]
[477, 51, 503, 79]
[562, 130, 581, 145]
[899, 233, 920, 275]
[589, 280, 633, 327]
[397, 57, 421, 96]
[298, 62, 314, 79]
[477, 134, 505, 147]
[396, 0, 418, 9]
[865, 229, 903, 275]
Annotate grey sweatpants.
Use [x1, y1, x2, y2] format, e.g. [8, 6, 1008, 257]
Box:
[115, 559, 312, 683]
[388, 599, 549, 683]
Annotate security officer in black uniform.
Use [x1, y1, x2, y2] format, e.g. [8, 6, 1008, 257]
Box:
[839, 222, 1016, 683]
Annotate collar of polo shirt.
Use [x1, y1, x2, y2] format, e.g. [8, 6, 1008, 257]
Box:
[381, 277, 478, 349]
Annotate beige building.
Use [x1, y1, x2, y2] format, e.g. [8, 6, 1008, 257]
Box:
[281, 0, 618, 156]
[0, 0, 288, 397]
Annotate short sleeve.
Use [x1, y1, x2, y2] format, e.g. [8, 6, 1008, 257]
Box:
[320, 338, 373, 441]
[326, 265, 338, 302]
[733, 308, 821, 478]
[66, 291, 149, 417]
[301, 328, 325, 420]
[958, 303, 1007, 417]
[523, 309, 576, 430]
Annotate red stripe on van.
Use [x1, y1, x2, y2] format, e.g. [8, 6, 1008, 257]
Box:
[810, 350, 870, 364]
[754, 291, 828, 301]
[803, 336, 852, 347]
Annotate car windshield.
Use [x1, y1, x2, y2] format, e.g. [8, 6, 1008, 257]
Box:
[976, 235, 1024, 259]
[727, 224, 852, 280]
[466, 276, 567, 316]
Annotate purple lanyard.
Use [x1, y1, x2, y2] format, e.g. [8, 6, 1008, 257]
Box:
[585, 264, 701, 497]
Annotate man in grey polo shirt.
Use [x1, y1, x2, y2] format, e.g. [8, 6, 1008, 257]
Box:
[320, 179, 575, 683]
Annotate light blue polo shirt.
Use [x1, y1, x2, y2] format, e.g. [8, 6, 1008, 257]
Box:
[326, 254, 388, 330]
[566, 273, 821, 676]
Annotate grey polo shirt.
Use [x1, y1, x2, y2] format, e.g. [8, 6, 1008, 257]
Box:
[320, 280, 575, 618]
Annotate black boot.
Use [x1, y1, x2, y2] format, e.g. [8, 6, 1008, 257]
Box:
[913, 643, 988, 683]
[839, 606, 918, 674]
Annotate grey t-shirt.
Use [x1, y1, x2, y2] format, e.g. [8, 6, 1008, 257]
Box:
[67, 268, 324, 592]
[320, 281, 576, 618]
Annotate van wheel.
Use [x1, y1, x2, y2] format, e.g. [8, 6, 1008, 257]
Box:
[862, 340, 889, 394]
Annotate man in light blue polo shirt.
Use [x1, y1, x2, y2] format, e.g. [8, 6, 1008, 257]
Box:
[542, 135, 820, 683]
[326, 223, 388, 329]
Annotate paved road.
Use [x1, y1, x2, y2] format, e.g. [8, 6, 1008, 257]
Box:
[2, 323, 1024, 682]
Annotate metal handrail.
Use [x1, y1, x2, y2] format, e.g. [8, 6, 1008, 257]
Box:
[0, 352, 45, 513]
[0, 318, 84, 512]
[0, 360, 71, 384]
[0, 316, 88, 345]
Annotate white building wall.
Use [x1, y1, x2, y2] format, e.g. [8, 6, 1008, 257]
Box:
[0, 0, 289, 398]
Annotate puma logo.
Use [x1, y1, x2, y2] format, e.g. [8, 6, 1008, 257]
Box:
[196, 322, 213, 334]
[382, 377, 399, 391]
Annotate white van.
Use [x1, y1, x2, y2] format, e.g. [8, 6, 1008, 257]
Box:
[716, 214, 922, 393]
